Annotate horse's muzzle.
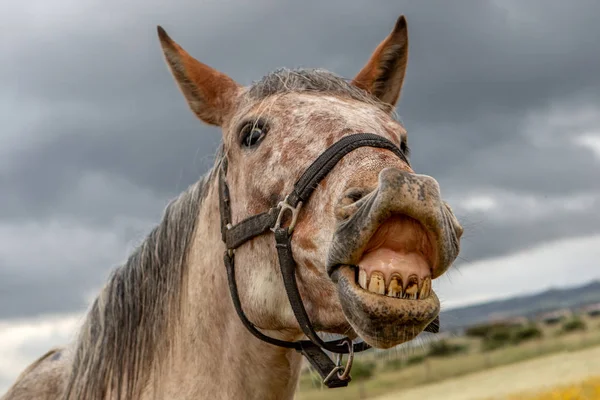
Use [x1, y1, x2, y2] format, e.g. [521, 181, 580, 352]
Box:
[327, 167, 463, 348]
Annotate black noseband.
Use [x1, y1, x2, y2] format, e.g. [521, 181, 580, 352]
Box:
[219, 133, 435, 388]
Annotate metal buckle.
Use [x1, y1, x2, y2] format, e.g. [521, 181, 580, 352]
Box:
[323, 338, 354, 385]
[272, 195, 303, 233]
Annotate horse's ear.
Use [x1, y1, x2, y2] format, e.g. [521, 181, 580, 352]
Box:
[351, 16, 409, 108]
[157, 26, 240, 126]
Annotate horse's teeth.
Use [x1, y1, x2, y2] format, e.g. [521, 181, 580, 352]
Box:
[358, 269, 368, 290]
[387, 275, 403, 298]
[357, 269, 432, 300]
[420, 276, 431, 299]
[368, 272, 386, 295]
[404, 275, 419, 299]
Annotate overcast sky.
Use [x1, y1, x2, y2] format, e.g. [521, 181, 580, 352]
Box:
[2, 0, 600, 392]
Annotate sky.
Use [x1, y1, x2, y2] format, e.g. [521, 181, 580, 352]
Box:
[2, 0, 600, 392]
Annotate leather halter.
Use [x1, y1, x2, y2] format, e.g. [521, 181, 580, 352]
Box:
[219, 133, 433, 388]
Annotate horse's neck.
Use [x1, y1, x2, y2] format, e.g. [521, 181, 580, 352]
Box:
[157, 180, 304, 400]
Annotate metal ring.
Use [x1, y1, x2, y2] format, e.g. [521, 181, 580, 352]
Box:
[322, 366, 344, 385]
[336, 338, 354, 381]
[322, 339, 354, 384]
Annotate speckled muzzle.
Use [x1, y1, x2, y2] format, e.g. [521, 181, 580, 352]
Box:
[328, 167, 463, 348]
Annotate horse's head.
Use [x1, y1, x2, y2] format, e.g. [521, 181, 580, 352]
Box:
[158, 16, 462, 349]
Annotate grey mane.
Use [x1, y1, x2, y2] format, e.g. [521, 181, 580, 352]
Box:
[63, 148, 224, 400]
[248, 68, 395, 114]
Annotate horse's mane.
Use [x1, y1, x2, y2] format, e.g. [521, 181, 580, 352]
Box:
[62, 148, 224, 400]
[248, 68, 395, 115]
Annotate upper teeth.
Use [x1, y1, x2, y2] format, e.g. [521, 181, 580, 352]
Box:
[368, 271, 386, 294]
[388, 274, 402, 297]
[405, 276, 419, 299]
[357, 268, 431, 299]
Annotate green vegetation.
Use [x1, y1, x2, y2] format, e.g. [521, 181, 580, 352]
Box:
[466, 322, 545, 351]
[543, 316, 566, 325]
[382, 353, 426, 372]
[511, 325, 543, 344]
[465, 322, 502, 338]
[350, 360, 376, 381]
[560, 317, 587, 334]
[383, 358, 404, 371]
[427, 339, 468, 357]
[588, 309, 600, 317]
[296, 313, 600, 400]
[406, 354, 426, 365]
[482, 325, 514, 351]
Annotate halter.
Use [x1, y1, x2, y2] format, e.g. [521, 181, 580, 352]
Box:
[219, 133, 438, 388]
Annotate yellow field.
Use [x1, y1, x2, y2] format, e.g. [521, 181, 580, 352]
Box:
[506, 376, 600, 400]
[373, 345, 600, 400]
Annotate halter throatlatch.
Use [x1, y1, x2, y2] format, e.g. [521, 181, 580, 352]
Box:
[219, 133, 439, 388]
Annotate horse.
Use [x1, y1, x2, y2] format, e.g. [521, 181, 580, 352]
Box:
[2, 15, 462, 400]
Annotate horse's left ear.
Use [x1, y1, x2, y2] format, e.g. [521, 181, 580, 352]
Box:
[157, 26, 240, 127]
[352, 15, 409, 108]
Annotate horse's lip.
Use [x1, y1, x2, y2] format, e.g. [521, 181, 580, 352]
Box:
[326, 197, 439, 280]
[332, 265, 440, 349]
[328, 263, 349, 281]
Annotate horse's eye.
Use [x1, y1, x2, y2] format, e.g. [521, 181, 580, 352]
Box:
[241, 123, 267, 148]
[400, 140, 410, 157]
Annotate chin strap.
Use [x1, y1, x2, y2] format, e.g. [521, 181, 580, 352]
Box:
[219, 133, 439, 388]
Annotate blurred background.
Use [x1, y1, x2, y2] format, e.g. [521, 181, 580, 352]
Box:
[2, 0, 600, 398]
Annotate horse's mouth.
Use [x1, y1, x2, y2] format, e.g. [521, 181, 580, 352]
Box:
[329, 215, 441, 349]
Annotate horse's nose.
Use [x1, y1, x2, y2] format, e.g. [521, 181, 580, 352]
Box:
[334, 167, 462, 278]
[336, 167, 442, 224]
[376, 167, 444, 227]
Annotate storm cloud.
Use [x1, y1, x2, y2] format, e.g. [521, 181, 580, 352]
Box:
[1, 0, 600, 320]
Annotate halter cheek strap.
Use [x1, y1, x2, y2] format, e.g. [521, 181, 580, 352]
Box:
[219, 133, 439, 388]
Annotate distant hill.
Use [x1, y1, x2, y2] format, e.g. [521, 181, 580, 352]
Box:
[439, 280, 600, 332]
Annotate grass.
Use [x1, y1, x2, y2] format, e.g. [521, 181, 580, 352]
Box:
[296, 318, 600, 400]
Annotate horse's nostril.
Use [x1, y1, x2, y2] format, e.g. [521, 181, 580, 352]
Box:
[342, 188, 370, 204]
[335, 188, 372, 221]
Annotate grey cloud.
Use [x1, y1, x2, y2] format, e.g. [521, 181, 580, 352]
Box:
[457, 200, 600, 264]
[424, 119, 600, 196]
[0, 267, 91, 319]
[1, 0, 600, 319]
[0, 109, 220, 224]
[0, 218, 154, 318]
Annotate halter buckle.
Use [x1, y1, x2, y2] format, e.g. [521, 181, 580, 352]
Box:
[272, 195, 303, 233]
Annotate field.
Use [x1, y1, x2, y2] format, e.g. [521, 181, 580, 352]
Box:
[374, 346, 600, 400]
[504, 376, 600, 399]
[296, 316, 600, 400]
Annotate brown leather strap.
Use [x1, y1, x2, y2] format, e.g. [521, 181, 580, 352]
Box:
[224, 209, 279, 249]
[286, 133, 408, 208]
[274, 227, 370, 354]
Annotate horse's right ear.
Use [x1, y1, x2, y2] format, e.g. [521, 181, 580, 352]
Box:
[157, 26, 240, 127]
